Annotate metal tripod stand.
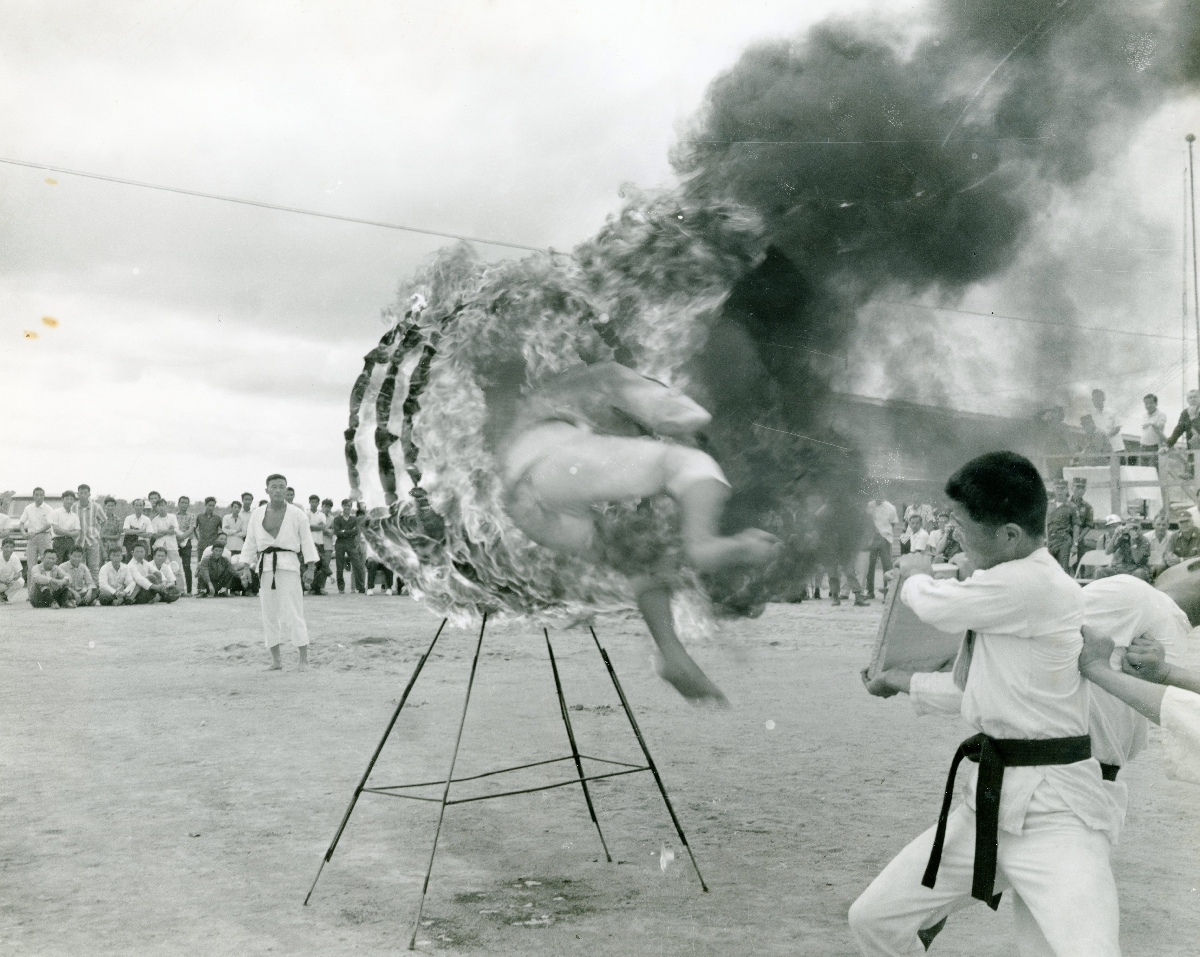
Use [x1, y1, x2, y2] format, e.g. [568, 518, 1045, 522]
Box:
[303, 614, 707, 949]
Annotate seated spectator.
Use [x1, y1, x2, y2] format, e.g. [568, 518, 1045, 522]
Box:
[1169, 510, 1200, 562]
[0, 537, 26, 603]
[366, 556, 395, 595]
[147, 546, 181, 603]
[122, 499, 153, 559]
[197, 540, 244, 597]
[898, 514, 929, 556]
[933, 517, 963, 563]
[98, 545, 137, 605]
[59, 545, 98, 606]
[50, 490, 82, 564]
[29, 548, 74, 608]
[1102, 515, 1152, 581]
[222, 500, 248, 557]
[126, 543, 165, 604]
[1146, 512, 1178, 579]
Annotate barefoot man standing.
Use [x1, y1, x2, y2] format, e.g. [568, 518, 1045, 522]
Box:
[239, 473, 320, 670]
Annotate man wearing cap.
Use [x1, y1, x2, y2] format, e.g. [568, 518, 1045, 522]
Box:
[1045, 481, 1078, 573]
[1168, 510, 1200, 562]
[1068, 478, 1095, 562]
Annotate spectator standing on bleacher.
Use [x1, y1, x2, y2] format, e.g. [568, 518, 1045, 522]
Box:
[864, 497, 898, 599]
[1045, 480, 1079, 573]
[75, 484, 106, 583]
[121, 499, 153, 559]
[49, 490, 81, 564]
[21, 487, 54, 574]
[1091, 388, 1125, 456]
[1166, 390, 1200, 450]
[1140, 394, 1167, 465]
[1076, 414, 1110, 456]
[1168, 511, 1200, 561]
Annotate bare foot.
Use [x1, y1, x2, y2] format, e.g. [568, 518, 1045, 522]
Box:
[266, 662, 283, 671]
[656, 654, 729, 706]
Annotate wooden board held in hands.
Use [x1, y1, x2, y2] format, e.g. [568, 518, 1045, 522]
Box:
[866, 582, 963, 679]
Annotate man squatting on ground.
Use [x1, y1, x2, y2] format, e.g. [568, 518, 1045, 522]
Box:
[0, 538, 26, 602]
[238, 473, 319, 670]
[864, 572, 1189, 951]
[848, 452, 1125, 957]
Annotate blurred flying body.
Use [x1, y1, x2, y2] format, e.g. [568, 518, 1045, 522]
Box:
[501, 362, 779, 702]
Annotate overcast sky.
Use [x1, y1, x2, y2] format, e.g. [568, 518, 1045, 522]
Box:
[2, 0, 1198, 503]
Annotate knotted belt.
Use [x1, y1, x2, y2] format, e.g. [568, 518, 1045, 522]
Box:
[922, 731, 1092, 908]
[257, 546, 297, 589]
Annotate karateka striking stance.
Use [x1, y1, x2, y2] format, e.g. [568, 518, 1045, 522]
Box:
[849, 452, 1124, 957]
[240, 473, 320, 670]
[501, 361, 780, 703]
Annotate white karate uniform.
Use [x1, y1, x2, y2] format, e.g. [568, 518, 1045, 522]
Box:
[240, 503, 319, 649]
[850, 549, 1123, 957]
[1160, 687, 1200, 784]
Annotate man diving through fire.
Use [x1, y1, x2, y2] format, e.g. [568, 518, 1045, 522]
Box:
[501, 361, 781, 703]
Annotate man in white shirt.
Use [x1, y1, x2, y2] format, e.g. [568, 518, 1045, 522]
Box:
[122, 499, 153, 559]
[866, 498, 899, 599]
[49, 490, 83, 564]
[849, 452, 1121, 957]
[147, 546, 181, 603]
[239, 473, 320, 670]
[59, 545, 98, 606]
[126, 543, 165, 604]
[305, 494, 330, 595]
[1091, 388, 1125, 456]
[899, 514, 930, 555]
[1139, 393, 1167, 466]
[0, 537, 26, 603]
[20, 486, 55, 576]
[98, 545, 137, 605]
[150, 498, 182, 574]
[0, 490, 15, 541]
[221, 500, 249, 556]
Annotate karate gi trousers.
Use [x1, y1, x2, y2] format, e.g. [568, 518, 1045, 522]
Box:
[848, 790, 1119, 957]
[258, 567, 309, 649]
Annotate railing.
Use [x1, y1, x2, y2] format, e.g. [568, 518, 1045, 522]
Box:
[1044, 448, 1199, 517]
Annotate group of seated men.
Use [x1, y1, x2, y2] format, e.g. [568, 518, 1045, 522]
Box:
[0, 538, 183, 608]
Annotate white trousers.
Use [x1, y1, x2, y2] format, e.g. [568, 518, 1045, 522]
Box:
[258, 568, 309, 649]
[0, 577, 26, 602]
[849, 799, 1119, 957]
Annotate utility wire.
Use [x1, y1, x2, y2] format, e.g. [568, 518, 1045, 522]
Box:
[873, 299, 1185, 343]
[0, 155, 553, 254]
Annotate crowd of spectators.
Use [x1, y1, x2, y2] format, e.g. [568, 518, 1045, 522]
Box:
[0, 485, 400, 609]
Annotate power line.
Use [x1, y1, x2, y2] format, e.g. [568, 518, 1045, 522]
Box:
[873, 299, 1185, 342]
[0, 155, 552, 254]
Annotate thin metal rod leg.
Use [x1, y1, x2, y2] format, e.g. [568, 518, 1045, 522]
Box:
[407, 614, 488, 949]
[545, 628, 612, 862]
[589, 626, 708, 892]
[304, 618, 448, 906]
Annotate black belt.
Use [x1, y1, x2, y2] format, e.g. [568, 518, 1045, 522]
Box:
[922, 732, 1092, 908]
[258, 546, 296, 589]
[1100, 763, 1120, 782]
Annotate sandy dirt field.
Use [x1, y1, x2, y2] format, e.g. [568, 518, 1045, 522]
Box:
[2, 593, 1199, 956]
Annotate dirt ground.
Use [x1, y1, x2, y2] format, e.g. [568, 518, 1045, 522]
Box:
[2, 593, 1199, 956]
